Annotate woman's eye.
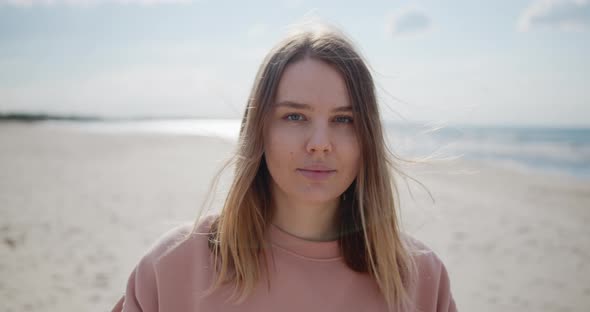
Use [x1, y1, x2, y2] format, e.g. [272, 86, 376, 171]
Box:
[285, 114, 305, 121]
[334, 116, 354, 124]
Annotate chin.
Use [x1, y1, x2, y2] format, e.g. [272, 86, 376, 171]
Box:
[293, 188, 340, 204]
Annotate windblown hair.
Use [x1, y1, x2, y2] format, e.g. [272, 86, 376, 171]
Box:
[195, 24, 417, 311]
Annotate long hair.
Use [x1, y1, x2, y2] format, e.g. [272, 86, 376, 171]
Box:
[195, 24, 417, 311]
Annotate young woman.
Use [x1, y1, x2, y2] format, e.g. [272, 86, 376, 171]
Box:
[112, 25, 456, 312]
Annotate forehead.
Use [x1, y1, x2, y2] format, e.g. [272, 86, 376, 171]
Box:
[274, 58, 350, 110]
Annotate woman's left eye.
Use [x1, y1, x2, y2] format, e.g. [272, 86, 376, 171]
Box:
[334, 116, 354, 124]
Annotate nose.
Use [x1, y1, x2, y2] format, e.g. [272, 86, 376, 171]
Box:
[306, 123, 332, 154]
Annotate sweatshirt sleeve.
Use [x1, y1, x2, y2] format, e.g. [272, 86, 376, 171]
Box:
[407, 236, 458, 312]
[121, 250, 160, 312]
[435, 258, 457, 312]
[118, 222, 196, 312]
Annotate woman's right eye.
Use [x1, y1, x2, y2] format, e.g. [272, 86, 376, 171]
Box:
[284, 113, 305, 121]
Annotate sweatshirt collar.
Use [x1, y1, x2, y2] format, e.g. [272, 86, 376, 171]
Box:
[267, 223, 342, 260]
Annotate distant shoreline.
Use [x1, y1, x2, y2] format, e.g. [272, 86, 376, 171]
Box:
[0, 113, 103, 122]
[0, 113, 208, 123]
[1, 113, 588, 130]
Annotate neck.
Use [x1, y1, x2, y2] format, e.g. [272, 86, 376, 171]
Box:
[270, 184, 340, 242]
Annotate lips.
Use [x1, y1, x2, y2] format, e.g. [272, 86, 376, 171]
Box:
[297, 167, 336, 181]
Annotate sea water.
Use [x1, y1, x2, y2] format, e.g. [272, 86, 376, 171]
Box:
[51, 119, 590, 180]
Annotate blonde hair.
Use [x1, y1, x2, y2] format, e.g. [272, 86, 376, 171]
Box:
[195, 24, 417, 311]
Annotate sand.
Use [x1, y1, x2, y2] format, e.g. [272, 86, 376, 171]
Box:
[1, 122, 589, 312]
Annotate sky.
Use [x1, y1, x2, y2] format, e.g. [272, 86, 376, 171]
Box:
[0, 0, 589, 127]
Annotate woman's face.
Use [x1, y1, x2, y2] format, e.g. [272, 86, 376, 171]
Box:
[263, 57, 361, 204]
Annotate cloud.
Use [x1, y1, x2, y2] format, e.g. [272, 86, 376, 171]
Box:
[518, 0, 590, 32]
[387, 7, 432, 37]
[0, 0, 193, 7]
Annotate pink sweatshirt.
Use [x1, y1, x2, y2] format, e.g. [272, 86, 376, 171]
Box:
[113, 214, 457, 312]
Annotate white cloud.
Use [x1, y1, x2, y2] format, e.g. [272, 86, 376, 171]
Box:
[518, 0, 590, 32]
[386, 7, 432, 37]
[0, 0, 193, 7]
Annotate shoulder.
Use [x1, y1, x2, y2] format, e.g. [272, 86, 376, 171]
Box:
[133, 213, 218, 278]
[401, 234, 458, 312]
[402, 234, 446, 275]
[120, 214, 219, 311]
[145, 213, 219, 265]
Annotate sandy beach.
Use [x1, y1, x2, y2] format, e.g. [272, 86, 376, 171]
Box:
[1, 122, 589, 312]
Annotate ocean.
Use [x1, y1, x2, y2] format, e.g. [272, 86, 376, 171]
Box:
[383, 123, 590, 180]
[47, 119, 590, 180]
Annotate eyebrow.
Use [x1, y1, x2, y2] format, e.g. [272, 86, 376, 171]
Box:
[275, 101, 352, 113]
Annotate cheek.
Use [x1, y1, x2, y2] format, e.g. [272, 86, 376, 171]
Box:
[265, 127, 299, 169]
[339, 133, 361, 174]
